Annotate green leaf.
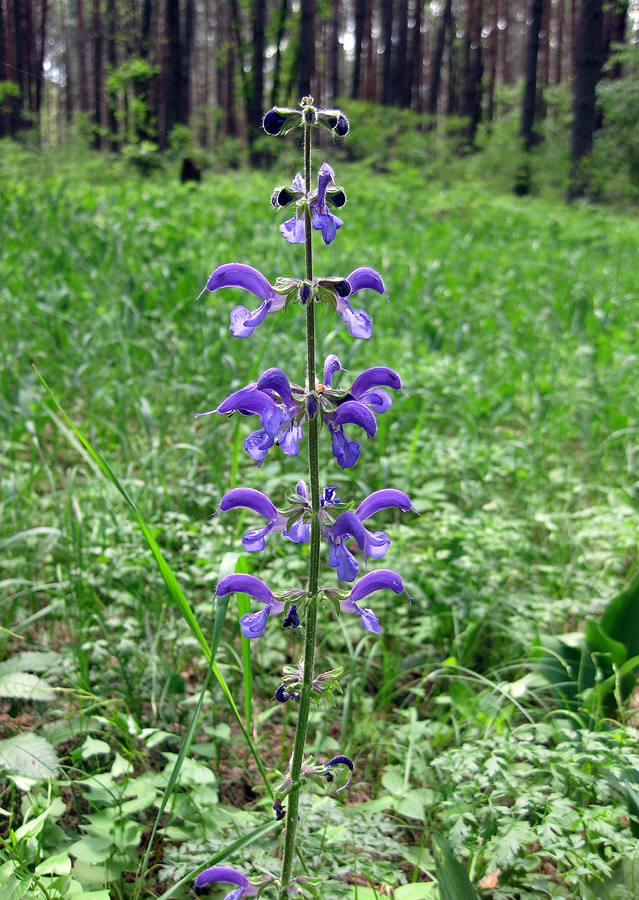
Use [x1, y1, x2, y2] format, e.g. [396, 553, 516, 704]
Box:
[601, 571, 639, 658]
[35, 851, 72, 876]
[0, 733, 60, 780]
[432, 833, 478, 900]
[395, 883, 437, 900]
[0, 672, 56, 701]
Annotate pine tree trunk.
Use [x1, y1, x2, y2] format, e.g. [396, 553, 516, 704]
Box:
[428, 0, 452, 116]
[520, 0, 543, 149]
[299, 0, 314, 98]
[248, 0, 265, 164]
[351, 0, 365, 99]
[485, 0, 498, 121]
[569, 0, 604, 196]
[270, 0, 289, 106]
[35, 0, 47, 116]
[76, 0, 89, 112]
[107, 0, 118, 149]
[553, 0, 564, 83]
[329, 0, 340, 102]
[394, 0, 408, 106]
[380, 0, 393, 106]
[91, 0, 102, 148]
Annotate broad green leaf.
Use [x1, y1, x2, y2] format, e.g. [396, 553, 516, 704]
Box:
[395, 883, 437, 900]
[35, 852, 72, 876]
[0, 733, 60, 780]
[432, 833, 478, 900]
[66, 835, 113, 864]
[0, 672, 56, 701]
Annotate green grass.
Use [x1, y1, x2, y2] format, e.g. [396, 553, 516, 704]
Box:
[1, 138, 639, 899]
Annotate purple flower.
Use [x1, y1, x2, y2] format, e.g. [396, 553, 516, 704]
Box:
[201, 263, 286, 338]
[194, 866, 258, 899]
[280, 163, 344, 246]
[325, 489, 417, 582]
[215, 574, 286, 639]
[321, 356, 404, 469]
[214, 488, 286, 552]
[339, 569, 411, 633]
[324, 755, 354, 793]
[196, 368, 303, 467]
[336, 267, 388, 339]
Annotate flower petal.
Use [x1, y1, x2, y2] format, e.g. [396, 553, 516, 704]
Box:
[350, 366, 403, 399]
[316, 162, 335, 208]
[348, 569, 408, 608]
[240, 605, 272, 639]
[216, 573, 275, 606]
[328, 512, 390, 562]
[230, 300, 272, 337]
[256, 368, 296, 408]
[323, 354, 344, 387]
[207, 263, 275, 303]
[355, 489, 418, 522]
[218, 487, 279, 523]
[328, 424, 360, 469]
[346, 266, 387, 298]
[337, 300, 373, 339]
[328, 537, 360, 582]
[280, 214, 306, 244]
[194, 866, 255, 896]
[312, 209, 343, 245]
[325, 755, 354, 793]
[331, 401, 377, 438]
[356, 606, 381, 634]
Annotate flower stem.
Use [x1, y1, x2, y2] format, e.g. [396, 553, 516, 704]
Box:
[279, 113, 321, 900]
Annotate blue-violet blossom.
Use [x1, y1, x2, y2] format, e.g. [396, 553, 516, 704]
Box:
[215, 573, 304, 639]
[213, 482, 418, 584]
[193, 866, 258, 899]
[197, 355, 403, 469]
[279, 163, 344, 246]
[337, 568, 411, 634]
[199, 263, 385, 339]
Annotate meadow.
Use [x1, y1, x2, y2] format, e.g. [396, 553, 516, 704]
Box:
[2, 137, 639, 899]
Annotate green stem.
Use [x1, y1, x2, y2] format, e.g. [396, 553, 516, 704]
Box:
[279, 112, 321, 900]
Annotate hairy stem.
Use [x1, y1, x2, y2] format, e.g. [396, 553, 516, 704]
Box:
[279, 112, 321, 899]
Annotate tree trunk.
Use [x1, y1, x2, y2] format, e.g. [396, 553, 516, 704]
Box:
[181, 0, 194, 123]
[164, 0, 181, 137]
[460, 0, 483, 142]
[569, 0, 604, 197]
[270, 0, 289, 106]
[520, 0, 543, 150]
[380, 0, 393, 105]
[393, 0, 408, 106]
[428, 0, 452, 116]
[248, 0, 265, 163]
[407, 0, 422, 109]
[76, 0, 89, 112]
[351, 0, 365, 99]
[91, 0, 103, 148]
[0, 0, 8, 137]
[107, 0, 118, 149]
[485, 0, 498, 121]
[299, 0, 314, 99]
[553, 0, 564, 83]
[329, 0, 340, 102]
[35, 0, 47, 116]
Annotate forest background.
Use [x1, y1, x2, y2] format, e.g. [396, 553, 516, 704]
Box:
[3, 1, 639, 900]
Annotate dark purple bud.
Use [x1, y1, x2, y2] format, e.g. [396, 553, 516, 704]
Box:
[307, 394, 319, 419]
[263, 109, 286, 134]
[334, 279, 351, 298]
[327, 188, 346, 208]
[273, 798, 286, 820]
[272, 186, 296, 208]
[275, 685, 300, 703]
[335, 114, 349, 136]
[303, 107, 317, 125]
[299, 281, 312, 305]
[283, 605, 300, 629]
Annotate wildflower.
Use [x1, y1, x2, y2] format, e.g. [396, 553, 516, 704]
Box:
[279, 163, 345, 246]
[213, 487, 286, 552]
[201, 356, 402, 469]
[275, 685, 300, 703]
[339, 569, 411, 634]
[200, 263, 286, 338]
[263, 103, 349, 138]
[215, 574, 304, 639]
[336, 267, 387, 339]
[324, 755, 354, 793]
[193, 866, 258, 899]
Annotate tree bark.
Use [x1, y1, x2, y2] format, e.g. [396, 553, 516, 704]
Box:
[520, 0, 543, 149]
[182, 0, 194, 123]
[394, 0, 408, 106]
[164, 0, 181, 136]
[484, 0, 498, 121]
[299, 0, 314, 99]
[35, 0, 47, 116]
[76, 0, 89, 112]
[428, 0, 452, 116]
[380, 0, 393, 105]
[107, 0, 118, 149]
[91, 0, 103, 148]
[329, 0, 340, 103]
[270, 0, 289, 106]
[351, 0, 365, 99]
[569, 0, 604, 196]
[248, 0, 265, 163]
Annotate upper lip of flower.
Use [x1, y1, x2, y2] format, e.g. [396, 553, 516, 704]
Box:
[193, 865, 259, 899]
